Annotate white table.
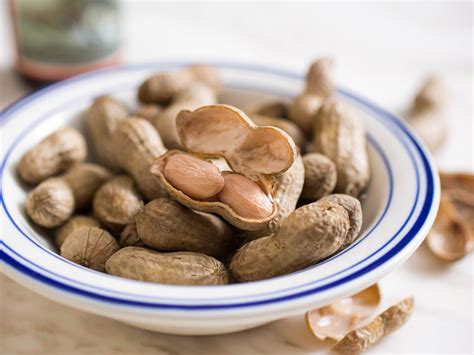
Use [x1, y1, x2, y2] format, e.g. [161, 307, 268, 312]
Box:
[1, 2, 472, 353]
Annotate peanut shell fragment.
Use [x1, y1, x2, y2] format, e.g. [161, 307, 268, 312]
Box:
[105, 247, 229, 285]
[60, 227, 119, 272]
[426, 193, 472, 261]
[306, 284, 381, 341]
[18, 128, 87, 184]
[332, 297, 414, 353]
[230, 200, 350, 282]
[135, 198, 234, 258]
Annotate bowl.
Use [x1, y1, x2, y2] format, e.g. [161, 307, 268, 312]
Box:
[0, 61, 440, 335]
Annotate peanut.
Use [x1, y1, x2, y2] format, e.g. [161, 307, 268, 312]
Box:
[230, 200, 350, 282]
[406, 76, 447, 152]
[18, 128, 87, 184]
[25, 163, 111, 228]
[301, 153, 337, 201]
[119, 221, 145, 248]
[93, 175, 144, 234]
[25, 178, 75, 228]
[138, 65, 220, 105]
[218, 173, 273, 220]
[319, 194, 363, 250]
[289, 58, 335, 135]
[105, 247, 229, 285]
[86, 96, 128, 170]
[54, 215, 101, 248]
[163, 153, 224, 199]
[312, 100, 370, 197]
[113, 117, 168, 200]
[61, 227, 119, 272]
[135, 198, 234, 258]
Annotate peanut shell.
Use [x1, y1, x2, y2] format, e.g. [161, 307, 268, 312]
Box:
[105, 247, 229, 285]
[135, 198, 234, 258]
[301, 153, 337, 201]
[54, 215, 101, 248]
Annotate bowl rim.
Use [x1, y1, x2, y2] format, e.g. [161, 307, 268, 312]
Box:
[0, 61, 440, 313]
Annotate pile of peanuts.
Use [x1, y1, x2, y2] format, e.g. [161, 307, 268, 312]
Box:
[19, 59, 370, 285]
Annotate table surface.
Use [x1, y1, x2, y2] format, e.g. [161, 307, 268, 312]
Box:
[1, 2, 472, 354]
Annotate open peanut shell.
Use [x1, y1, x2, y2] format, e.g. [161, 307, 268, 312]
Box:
[306, 284, 381, 341]
[151, 104, 297, 230]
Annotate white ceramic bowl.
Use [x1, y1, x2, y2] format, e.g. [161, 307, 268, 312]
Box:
[0, 62, 439, 335]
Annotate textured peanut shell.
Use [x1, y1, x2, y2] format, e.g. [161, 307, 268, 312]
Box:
[105, 247, 229, 285]
[25, 178, 75, 228]
[313, 100, 370, 196]
[319, 194, 363, 250]
[18, 128, 87, 184]
[135, 198, 234, 258]
[60, 227, 119, 272]
[134, 104, 163, 123]
[113, 117, 168, 200]
[155, 82, 218, 149]
[54, 215, 101, 248]
[119, 221, 145, 248]
[256, 101, 289, 118]
[93, 175, 144, 234]
[138, 65, 221, 105]
[289, 58, 335, 135]
[230, 200, 350, 282]
[86, 96, 128, 170]
[61, 163, 112, 209]
[301, 153, 337, 201]
[251, 114, 305, 149]
[243, 154, 305, 240]
[332, 297, 414, 353]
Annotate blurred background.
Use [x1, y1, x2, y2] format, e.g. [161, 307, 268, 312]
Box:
[1, 1, 472, 354]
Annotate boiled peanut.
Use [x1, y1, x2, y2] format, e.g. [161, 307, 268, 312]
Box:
[313, 100, 370, 196]
[134, 104, 163, 124]
[218, 173, 273, 220]
[113, 117, 168, 200]
[54, 215, 101, 248]
[135, 198, 234, 258]
[25, 178, 75, 228]
[138, 65, 220, 105]
[301, 153, 337, 201]
[256, 101, 289, 118]
[61, 227, 119, 272]
[119, 221, 145, 248]
[105, 247, 229, 285]
[86, 96, 128, 170]
[163, 153, 224, 199]
[319, 194, 363, 249]
[93, 175, 144, 233]
[18, 128, 87, 184]
[25, 163, 111, 228]
[289, 58, 334, 135]
[230, 200, 350, 282]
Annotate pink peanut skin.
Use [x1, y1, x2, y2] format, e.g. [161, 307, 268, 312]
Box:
[218, 173, 273, 220]
[163, 154, 224, 199]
